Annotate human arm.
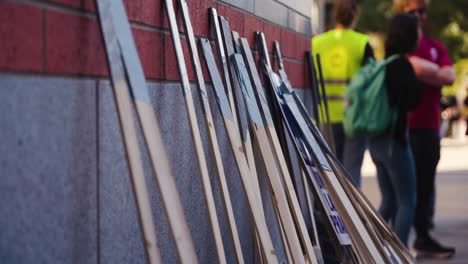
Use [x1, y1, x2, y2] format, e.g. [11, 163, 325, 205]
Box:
[409, 57, 455, 87]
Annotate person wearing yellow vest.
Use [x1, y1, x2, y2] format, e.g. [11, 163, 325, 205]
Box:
[312, 0, 374, 186]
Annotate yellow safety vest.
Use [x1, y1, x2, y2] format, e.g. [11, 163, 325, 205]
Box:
[312, 29, 369, 123]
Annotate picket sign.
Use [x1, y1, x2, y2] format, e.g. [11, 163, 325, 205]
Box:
[231, 52, 307, 264]
[95, 0, 196, 262]
[218, 18, 273, 263]
[272, 40, 390, 263]
[210, 9, 240, 132]
[175, 1, 245, 263]
[163, 1, 230, 262]
[256, 32, 325, 264]
[239, 37, 319, 264]
[256, 37, 351, 246]
[272, 39, 417, 264]
[287, 65, 414, 264]
[200, 38, 279, 264]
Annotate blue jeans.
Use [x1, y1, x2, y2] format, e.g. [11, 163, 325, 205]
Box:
[368, 136, 417, 246]
[343, 137, 367, 187]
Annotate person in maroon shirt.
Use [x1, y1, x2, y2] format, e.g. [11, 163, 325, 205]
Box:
[394, 0, 456, 259]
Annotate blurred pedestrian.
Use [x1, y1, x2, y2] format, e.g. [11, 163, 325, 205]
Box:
[367, 13, 421, 246]
[394, 0, 456, 258]
[464, 95, 468, 136]
[312, 0, 374, 180]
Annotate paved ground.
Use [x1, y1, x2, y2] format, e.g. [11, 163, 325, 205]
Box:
[361, 126, 468, 264]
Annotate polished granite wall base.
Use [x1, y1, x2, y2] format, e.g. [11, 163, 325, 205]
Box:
[0, 73, 316, 263]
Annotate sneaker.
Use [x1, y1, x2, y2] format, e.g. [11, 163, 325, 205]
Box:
[413, 236, 456, 259]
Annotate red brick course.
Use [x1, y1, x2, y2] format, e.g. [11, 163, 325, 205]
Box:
[1, 0, 309, 88]
[164, 35, 195, 81]
[263, 22, 282, 53]
[188, 0, 216, 38]
[45, 10, 108, 76]
[243, 14, 264, 48]
[296, 35, 311, 60]
[0, 2, 43, 72]
[216, 3, 244, 36]
[284, 60, 305, 88]
[141, 0, 164, 27]
[124, 0, 142, 22]
[280, 29, 297, 59]
[133, 28, 165, 79]
[48, 0, 82, 9]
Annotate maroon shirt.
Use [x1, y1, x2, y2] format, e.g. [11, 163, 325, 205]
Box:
[408, 35, 452, 131]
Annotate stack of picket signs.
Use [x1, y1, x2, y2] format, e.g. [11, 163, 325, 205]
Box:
[94, 0, 415, 263]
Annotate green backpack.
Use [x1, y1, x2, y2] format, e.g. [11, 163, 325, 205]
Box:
[343, 55, 399, 138]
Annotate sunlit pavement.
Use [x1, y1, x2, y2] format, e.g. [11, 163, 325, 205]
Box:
[361, 123, 468, 264]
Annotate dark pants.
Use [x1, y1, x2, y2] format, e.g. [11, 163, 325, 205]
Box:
[410, 128, 441, 237]
[331, 123, 345, 163]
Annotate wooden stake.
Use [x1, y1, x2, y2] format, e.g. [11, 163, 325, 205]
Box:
[269, 41, 389, 263]
[200, 38, 278, 264]
[96, 0, 196, 262]
[231, 53, 306, 264]
[164, 0, 226, 262]
[240, 37, 318, 264]
[301, 169, 324, 263]
[297, 98, 414, 263]
[210, 8, 240, 131]
[219, 19, 272, 264]
[176, 1, 244, 262]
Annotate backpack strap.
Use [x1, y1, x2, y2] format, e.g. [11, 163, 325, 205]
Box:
[383, 54, 400, 66]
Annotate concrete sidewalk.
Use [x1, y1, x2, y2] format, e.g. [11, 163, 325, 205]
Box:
[361, 136, 468, 264]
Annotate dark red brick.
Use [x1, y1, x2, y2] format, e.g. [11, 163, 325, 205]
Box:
[84, 0, 96, 12]
[48, 0, 82, 9]
[243, 14, 264, 48]
[164, 34, 195, 81]
[296, 35, 311, 60]
[49, 0, 95, 12]
[159, 0, 185, 35]
[284, 60, 305, 88]
[124, 0, 142, 22]
[280, 29, 297, 59]
[263, 22, 281, 53]
[159, 0, 185, 32]
[0, 2, 43, 72]
[141, 0, 164, 27]
[133, 28, 164, 79]
[187, 0, 216, 38]
[216, 3, 244, 37]
[46, 11, 107, 76]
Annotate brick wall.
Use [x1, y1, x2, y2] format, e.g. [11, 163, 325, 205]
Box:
[0, 0, 311, 88]
[0, 0, 314, 263]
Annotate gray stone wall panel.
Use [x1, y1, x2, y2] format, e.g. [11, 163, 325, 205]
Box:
[288, 10, 313, 37]
[98, 80, 149, 264]
[276, 0, 313, 17]
[98, 80, 258, 263]
[0, 74, 97, 264]
[254, 0, 288, 28]
[219, 0, 255, 13]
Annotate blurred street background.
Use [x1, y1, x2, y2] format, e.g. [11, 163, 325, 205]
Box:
[362, 121, 468, 264]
